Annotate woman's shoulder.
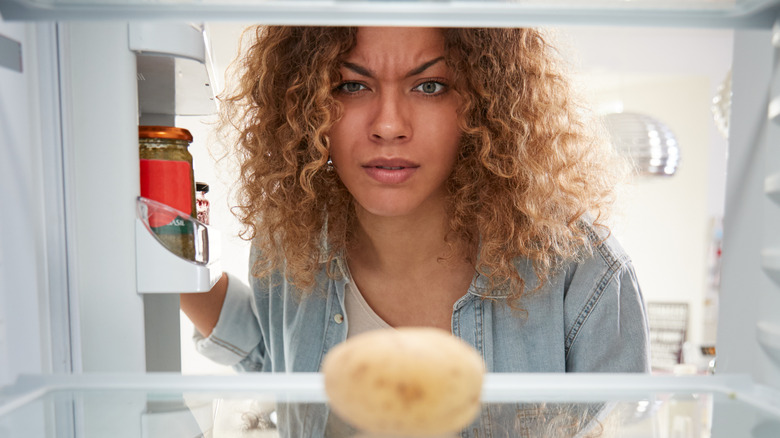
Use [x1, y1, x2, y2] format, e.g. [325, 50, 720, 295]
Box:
[559, 219, 640, 317]
[575, 219, 632, 272]
[247, 238, 342, 297]
[560, 221, 649, 372]
[509, 218, 632, 291]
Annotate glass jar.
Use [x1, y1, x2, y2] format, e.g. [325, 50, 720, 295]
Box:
[139, 125, 196, 261]
[195, 182, 210, 225]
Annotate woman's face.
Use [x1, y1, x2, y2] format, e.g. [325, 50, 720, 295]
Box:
[329, 27, 462, 220]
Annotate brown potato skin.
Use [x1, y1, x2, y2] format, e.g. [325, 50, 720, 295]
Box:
[322, 327, 485, 437]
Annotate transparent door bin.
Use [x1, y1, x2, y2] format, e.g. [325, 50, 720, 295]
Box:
[136, 196, 221, 293]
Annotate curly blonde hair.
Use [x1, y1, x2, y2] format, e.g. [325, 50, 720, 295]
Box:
[220, 26, 623, 302]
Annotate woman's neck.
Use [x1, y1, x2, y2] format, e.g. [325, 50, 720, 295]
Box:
[348, 201, 466, 276]
[345, 199, 477, 331]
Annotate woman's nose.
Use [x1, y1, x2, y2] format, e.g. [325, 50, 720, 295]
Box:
[370, 91, 411, 143]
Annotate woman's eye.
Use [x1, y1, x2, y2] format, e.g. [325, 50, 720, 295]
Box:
[414, 81, 446, 95]
[339, 82, 366, 93]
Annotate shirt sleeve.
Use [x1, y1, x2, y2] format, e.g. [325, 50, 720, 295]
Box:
[565, 261, 651, 373]
[193, 272, 264, 366]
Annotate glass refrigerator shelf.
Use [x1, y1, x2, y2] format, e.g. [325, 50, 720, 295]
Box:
[1, 373, 779, 437]
[1, 0, 779, 27]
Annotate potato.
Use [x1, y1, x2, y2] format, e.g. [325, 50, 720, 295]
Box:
[322, 327, 485, 437]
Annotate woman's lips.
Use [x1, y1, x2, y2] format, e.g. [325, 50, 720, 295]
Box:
[362, 159, 419, 184]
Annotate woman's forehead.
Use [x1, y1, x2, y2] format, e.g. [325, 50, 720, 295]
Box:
[344, 27, 447, 74]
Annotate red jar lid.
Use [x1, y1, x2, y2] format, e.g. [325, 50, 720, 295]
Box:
[139, 125, 193, 142]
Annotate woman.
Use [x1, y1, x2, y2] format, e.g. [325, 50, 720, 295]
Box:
[182, 25, 649, 374]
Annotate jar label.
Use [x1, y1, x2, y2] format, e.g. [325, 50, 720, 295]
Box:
[151, 218, 196, 261]
[140, 159, 193, 227]
[150, 217, 194, 234]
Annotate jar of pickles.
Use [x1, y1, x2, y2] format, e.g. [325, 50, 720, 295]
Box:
[139, 125, 196, 261]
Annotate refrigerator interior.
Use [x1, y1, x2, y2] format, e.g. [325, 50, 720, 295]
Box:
[2, 0, 780, 436]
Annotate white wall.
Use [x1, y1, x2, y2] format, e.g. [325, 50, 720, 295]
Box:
[557, 27, 732, 349]
[557, 26, 732, 218]
[602, 76, 714, 346]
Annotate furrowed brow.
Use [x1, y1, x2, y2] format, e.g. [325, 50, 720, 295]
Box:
[341, 57, 446, 79]
[342, 61, 374, 78]
[405, 56, 445, 78]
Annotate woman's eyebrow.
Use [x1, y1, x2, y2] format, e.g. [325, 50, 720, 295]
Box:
[342, 61, 373, 78]
[405, 56, 445, 77]
[341, 56, 446, 79]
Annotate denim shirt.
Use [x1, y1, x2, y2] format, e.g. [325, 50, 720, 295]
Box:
[195, 222, 650, 436]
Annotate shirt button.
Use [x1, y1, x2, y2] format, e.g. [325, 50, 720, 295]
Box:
[334, 314, 344, 324]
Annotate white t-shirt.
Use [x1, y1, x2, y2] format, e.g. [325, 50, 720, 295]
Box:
[343, 269, 393, 338]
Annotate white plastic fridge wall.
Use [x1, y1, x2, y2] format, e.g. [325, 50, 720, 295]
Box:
[717, 26, 780, 389]
[0, 20, 148, 381]
[0, 19, 46, 388]
[0, 19, 69, 387]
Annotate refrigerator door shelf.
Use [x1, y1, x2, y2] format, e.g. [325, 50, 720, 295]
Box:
[137, 54, 216, 118]
[128, 22, 206, 63]
[757, 321, 780, 366]
[131, 22, 217, 118]
[135, 196, 221, 294]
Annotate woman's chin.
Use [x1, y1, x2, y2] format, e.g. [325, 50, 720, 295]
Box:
[355, 200, 426, 220]
[353, 190, 447, 221]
